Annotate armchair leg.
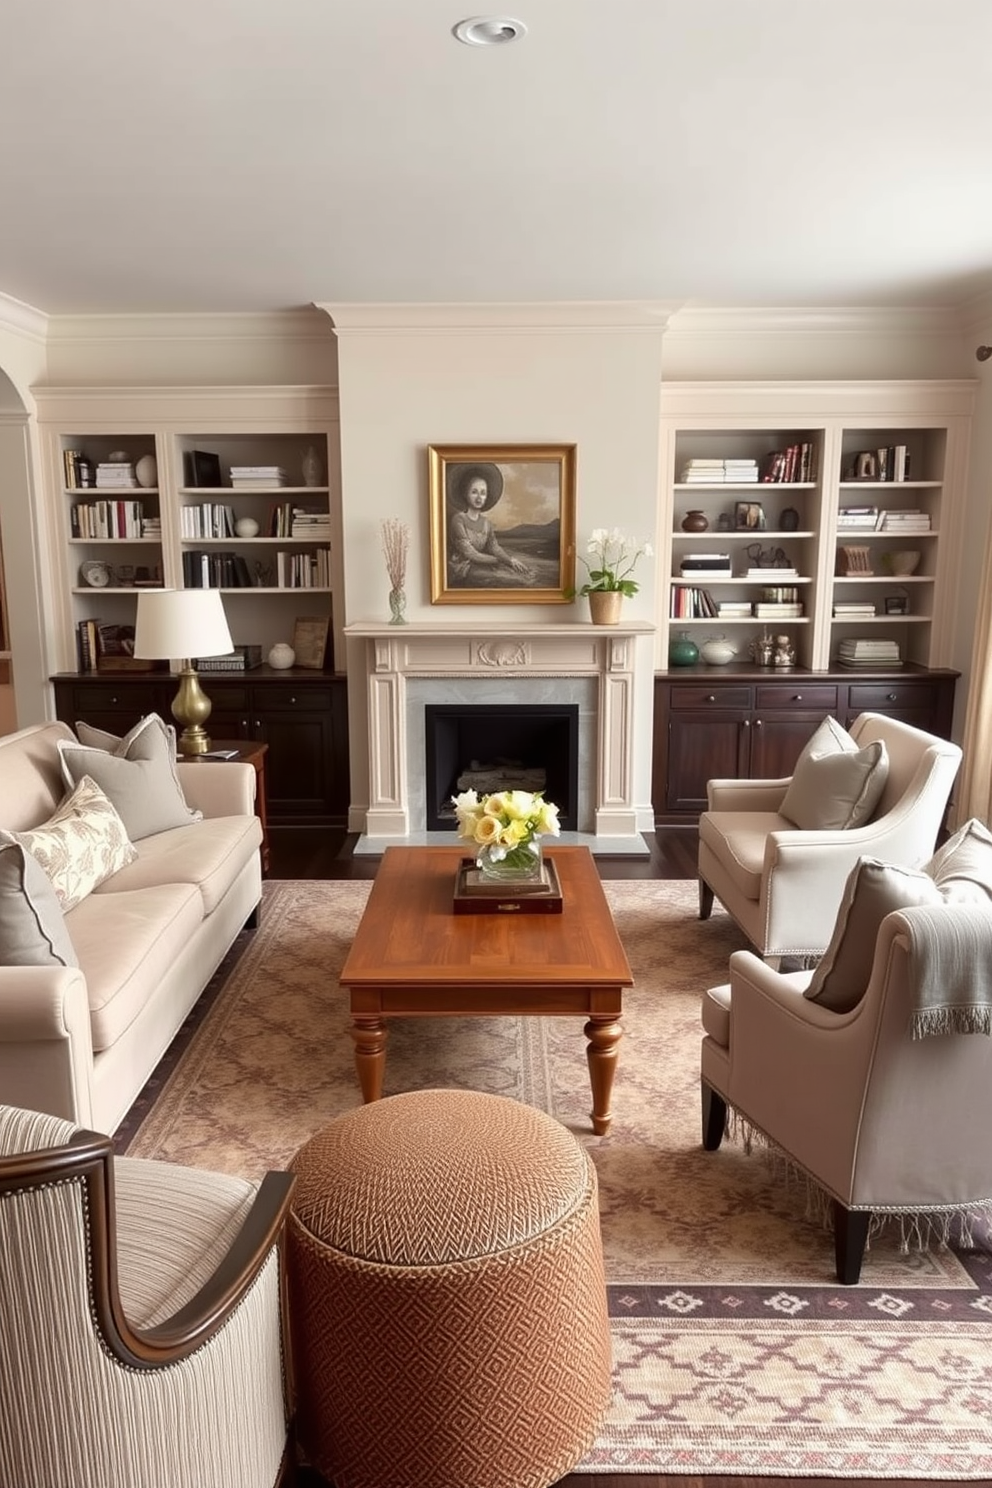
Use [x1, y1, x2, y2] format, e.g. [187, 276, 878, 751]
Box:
[833, 1200, 871, 1285]
[701, 1081, 727, 1150]
[699, 878, 715, 920]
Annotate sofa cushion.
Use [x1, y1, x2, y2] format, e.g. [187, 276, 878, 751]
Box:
[923, 817, 992, 905]
[780, 716, 889, 831]
[57, 713, 202, 843]
[698, 811, 793, 901]
[0, 832, 79, 967]
[14, 776, 138, 912]
[92, 814, 264, 916]
[804, 857, 943, 1013]
[66, 883, 204, 1052]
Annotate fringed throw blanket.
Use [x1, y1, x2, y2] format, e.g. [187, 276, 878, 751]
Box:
[899, 902, 992, 1038]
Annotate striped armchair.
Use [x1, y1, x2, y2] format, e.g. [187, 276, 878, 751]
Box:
[0, 1104, 295, 1488]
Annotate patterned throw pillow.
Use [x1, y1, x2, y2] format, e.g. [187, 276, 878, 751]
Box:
[780, 716, 888, 831]
[14, 776, 137, 912]
[57, 713, 202, 842]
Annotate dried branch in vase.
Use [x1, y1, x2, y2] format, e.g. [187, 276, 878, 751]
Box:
[380, 518, 410, 589]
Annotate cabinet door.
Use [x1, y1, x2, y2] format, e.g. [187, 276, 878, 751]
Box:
[250, 686, 336, 821]
[748, 712, 827, 779]
[665, 711, 749, 814]
[200, 681, 252, 742]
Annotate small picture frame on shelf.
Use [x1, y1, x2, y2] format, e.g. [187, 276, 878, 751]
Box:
[884, 596, 910, 615]
[292, 614, 332, 671]
[183, 449, 223, 489]
[734, 501, 765, 531]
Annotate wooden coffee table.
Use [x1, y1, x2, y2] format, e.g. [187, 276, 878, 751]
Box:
[339, 845, 633, 1134]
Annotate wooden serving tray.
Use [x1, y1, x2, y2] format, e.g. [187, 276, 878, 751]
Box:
[453, 855, 563, 915]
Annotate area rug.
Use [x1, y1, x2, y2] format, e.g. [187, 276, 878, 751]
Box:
[118, 879, 992, 1479]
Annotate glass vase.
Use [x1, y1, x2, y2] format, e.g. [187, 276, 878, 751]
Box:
[477, 838, 543, 883]
[388, 586, 407, 625]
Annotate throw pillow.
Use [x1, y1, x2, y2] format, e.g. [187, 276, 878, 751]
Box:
[923, 817, 992, 905]
[14, 776, 138, 913]
[0, 831, 79, 967]
[803, 857, 942, 1013]
[57, 713, 202, 842]
[780, 716, 889, 831]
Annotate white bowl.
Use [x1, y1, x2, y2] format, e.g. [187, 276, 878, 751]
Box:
[882, 550, 921, 577]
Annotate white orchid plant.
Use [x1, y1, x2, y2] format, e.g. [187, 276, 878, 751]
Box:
[575, 527, 653, 597]
[452, 788, 561, 870]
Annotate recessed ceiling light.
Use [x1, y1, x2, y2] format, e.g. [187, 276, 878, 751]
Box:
[452, 16, 527, 46]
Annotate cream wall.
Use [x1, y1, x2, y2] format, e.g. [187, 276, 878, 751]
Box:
[323, 303, 669, 829]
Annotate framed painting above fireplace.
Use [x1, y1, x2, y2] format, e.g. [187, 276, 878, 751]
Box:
[428, 443, 576, 605]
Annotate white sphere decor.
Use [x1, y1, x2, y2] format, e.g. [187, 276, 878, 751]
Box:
[268, 642, 295, 670]
[135, 454, 158, 488]
[234, 517, 260, 538]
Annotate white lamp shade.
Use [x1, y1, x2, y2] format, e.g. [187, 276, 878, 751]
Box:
[134, 589, 233, 661]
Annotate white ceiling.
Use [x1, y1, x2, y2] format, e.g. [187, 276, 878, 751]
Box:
[3, 0, 992, 317]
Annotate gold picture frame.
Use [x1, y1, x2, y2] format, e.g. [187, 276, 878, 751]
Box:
[428, 444, 576, 605]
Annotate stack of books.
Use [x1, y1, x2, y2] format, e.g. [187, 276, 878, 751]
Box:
[837, 638, 902, 669]
[834, 601, 877, 619]
[678, 458, 759, 484]
[290, 506, 332, 539]
[837, 506, 879, 530]
[95, 461, 137, 489]
[759, 443, 815, 483]
[753, 600, 804, 619]
[230, 465, 286, 490]
[195, 645, 263, 672]
[718, 600, 752, 619]
[879, 509, 931, 533]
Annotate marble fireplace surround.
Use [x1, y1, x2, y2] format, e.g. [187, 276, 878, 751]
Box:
[345, 620, 654, 855]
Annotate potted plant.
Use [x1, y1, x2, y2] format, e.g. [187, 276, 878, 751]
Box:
[573, 527, 652, 624]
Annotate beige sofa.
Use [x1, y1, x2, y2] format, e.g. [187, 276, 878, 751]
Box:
[0, 721, 263, 1134]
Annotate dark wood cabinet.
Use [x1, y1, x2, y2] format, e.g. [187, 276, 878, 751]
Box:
[50, 668, 350, 826]
[653, 665, 958, 825]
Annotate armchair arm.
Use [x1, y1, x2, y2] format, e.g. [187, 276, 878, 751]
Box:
[176, 759, 256, 817]
[707, 777, 790, 812]
[0, 968, 96, 1126]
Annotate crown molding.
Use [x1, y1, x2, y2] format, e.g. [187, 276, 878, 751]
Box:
[42, 307, 335, 347]
[317, 301, 678, 335]
[0, 291, 49, 343]
[664, 304, 963, 339]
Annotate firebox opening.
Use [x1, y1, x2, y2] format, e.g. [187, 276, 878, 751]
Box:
[424, 704, 579, 832]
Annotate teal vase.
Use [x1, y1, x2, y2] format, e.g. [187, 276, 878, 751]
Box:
[668, 631, 700, 667]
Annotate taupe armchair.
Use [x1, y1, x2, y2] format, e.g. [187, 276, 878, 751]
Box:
[0, 1104, 296, 1488]
[700, 904, 992, 1283]
[698, 712, 962, 961]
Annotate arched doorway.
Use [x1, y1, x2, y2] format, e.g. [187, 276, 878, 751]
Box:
[0, 358, 49, 731]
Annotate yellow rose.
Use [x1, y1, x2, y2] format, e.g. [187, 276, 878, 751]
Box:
[473, 813, 502, 845]
[482, 792, 507, 820]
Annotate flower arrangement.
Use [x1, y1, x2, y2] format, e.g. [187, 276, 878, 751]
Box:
[452, 788, 561, 872]
[575, 527, 653, 597]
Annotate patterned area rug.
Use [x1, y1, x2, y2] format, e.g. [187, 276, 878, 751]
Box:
[118, 879, 992, 1478]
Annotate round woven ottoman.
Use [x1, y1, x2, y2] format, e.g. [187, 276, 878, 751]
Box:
[287, 1088, 612, 1488]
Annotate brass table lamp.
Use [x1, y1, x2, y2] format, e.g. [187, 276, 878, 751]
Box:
[133, 588, 234, 755]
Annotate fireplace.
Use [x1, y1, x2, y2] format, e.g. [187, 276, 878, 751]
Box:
[344, 619, 654, 849]
[424, 703, 579, 831]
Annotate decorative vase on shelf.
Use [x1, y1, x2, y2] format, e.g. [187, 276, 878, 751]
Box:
[234, 517, 260, 538]
[268, 642, 295, 670]
[681, 510, 709, 532]
[301, 445, 323, 487]
[477, 839, 543, 883]
[388, 586, 407, 625]
[668, 631, 700, 667]
[779, 506, 800, 532]
[588, 590, 622, 625]
[135, 454, 158, 489]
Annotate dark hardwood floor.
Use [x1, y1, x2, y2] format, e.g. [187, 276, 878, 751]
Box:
[285, 828, 958, 1488]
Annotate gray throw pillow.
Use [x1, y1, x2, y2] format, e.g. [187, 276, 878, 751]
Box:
[0, 831, 79, 967]
[780, 716, 888, 831]
[57, 714, 202, 842]
[804, 856, 942, 1013]
[923, 817, 992, 905]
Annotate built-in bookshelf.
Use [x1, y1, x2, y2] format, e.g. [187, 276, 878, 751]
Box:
[657, 382, 975, 673]
[35, 387, 342, 676]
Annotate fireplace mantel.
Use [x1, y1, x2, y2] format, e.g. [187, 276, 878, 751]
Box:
[345, 619, 654, 845]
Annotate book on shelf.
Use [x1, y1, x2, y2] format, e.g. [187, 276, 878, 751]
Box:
[194, 644, 263, 671]
[759, 442, 815, 484]
[753, 603, 804, 619]
[670, 585, 718, 619]
[228, 466, 286, 478]
[746, 567, 799, 579]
